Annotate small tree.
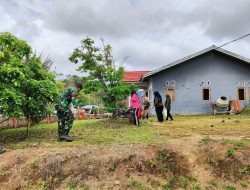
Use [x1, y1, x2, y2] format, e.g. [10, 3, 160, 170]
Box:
[0, 32, 58, 135]
[69, 38, 136, 117]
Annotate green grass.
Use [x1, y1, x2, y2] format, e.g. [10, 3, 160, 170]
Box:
[0, 118, 165, 149]
[127, 179, 151, 190]
[223, 139, 249, 147]
[1, 115, 250, 149]
[227, 148, 236, 158]
[224, 185, 236, 190]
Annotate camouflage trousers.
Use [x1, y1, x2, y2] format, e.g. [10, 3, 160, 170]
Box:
[56, 110, 74, 136]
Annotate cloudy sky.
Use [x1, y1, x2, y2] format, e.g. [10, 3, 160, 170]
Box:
[1, 0, 250, 77]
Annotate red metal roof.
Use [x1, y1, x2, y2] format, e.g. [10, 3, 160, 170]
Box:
[122, 71, 151, 82]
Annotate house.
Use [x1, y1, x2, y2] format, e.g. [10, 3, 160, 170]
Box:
[122, 71, 150, 91]
[122, 71, 150, 107]
[142, 45, 250, 114]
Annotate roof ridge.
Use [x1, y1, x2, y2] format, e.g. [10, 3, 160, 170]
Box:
[143, 46, 250, 79]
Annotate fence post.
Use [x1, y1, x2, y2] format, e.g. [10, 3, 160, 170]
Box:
[13, 118, 17, 128]
[1, 120, 5, 128]
[47, 115, 51, 124]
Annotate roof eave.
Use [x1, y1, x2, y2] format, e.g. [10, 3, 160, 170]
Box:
[142, 45, 250, 79]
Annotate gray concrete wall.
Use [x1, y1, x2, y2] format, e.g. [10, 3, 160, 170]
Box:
[150, 51, 250, 114]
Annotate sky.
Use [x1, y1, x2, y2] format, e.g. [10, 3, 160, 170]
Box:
[1, 0, 250, 77]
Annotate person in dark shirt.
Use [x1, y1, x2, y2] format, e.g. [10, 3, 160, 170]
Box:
[165, 94, 173, 121]
[154, 91, 163, 122]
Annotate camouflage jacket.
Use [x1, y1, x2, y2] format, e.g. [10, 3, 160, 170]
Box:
[55, 87, 78, 112]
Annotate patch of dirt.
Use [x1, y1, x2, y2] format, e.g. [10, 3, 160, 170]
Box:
[199, 140, 250, 182]
[0, 136, 249, 189]
[0, 144, 191, 190]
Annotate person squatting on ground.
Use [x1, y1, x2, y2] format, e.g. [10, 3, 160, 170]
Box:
[55, 82, 82, 142]
[165, 94, 173, 121]
[142, 96, 150, 119]
[130, 90, 140, 126]
[154, 91, 164, 122]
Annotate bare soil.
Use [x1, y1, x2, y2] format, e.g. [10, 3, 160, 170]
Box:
[1, 134, 249, 190]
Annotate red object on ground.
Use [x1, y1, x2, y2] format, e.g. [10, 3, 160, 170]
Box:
[231, 100, 241, 113]
[138, 108, 142, 119]
[77, 110, 85, 120]
[122, 71, 150, 82]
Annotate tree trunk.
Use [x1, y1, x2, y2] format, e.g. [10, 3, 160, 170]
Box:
[26, 119, 31, 138]
[112, 100, 119, 118]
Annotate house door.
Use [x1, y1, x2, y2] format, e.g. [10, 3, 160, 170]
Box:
[166, 88, 175, 101]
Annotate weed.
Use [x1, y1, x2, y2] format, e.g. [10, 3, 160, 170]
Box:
[224, 185, 236, 190]
[108, 158, 118, 172]
[226, 148, 235, 158]
[31, 160, 39, 169]
[240, 180, 248, 188]
[39, 181, 46, 190]
[150, 179, 161, 188]
[0, 169, 8, 177]
[207, 156, 217, 164]
[149, 159, 157, 169]
[127, 179, 150, 190]
[122, 154, 136, 163]
[208, 179, 218, 187]
[239, 166, 250, 175]
[193, 182, 202, 190]
[223, 139, 248, 147]
[156, 149, 174, 173]
[178, 176, 189, 189]
[67, 181, 77, 189]
[199, 135, 211, 145]
[162, 174, 178, 190]
[81, 185, 89, 190]
[204, 185, 216, 190]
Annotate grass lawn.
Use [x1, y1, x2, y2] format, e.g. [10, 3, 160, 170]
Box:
[0, 115, 250, 149]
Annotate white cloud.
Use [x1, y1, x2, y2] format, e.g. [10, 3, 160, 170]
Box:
[0, 0, 250, 76]
[0, 3, 15, 31]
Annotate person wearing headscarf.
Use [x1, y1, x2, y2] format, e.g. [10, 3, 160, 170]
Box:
[154, 91, 163, 122]
[165, 94, 173, 121]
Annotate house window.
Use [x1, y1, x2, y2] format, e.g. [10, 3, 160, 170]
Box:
[238, 88, 245, 101]
[248, 81, 250, 86]
[171, 81, 175, 87]
[202, 88, 210, 101]
[242, 81, 245, 86]
[166, 88, 175, 101]
[166, 81, 169, 86]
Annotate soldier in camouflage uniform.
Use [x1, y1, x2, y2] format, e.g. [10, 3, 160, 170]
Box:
[55, 82, 82, 142]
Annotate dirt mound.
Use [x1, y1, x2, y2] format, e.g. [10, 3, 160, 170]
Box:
[0, 136, 249, 189]
[0, 145, 193, 190]
[199, 140, 250, 182]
